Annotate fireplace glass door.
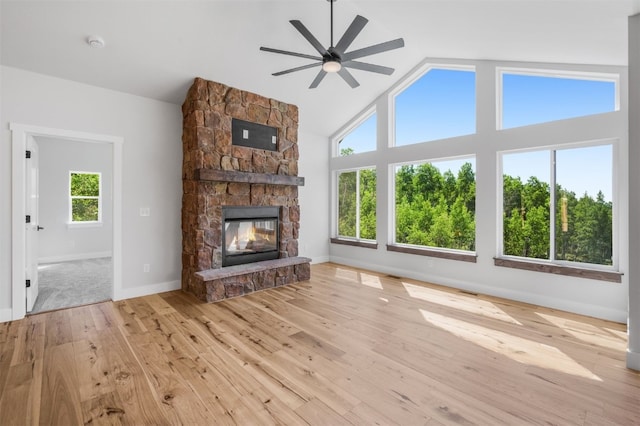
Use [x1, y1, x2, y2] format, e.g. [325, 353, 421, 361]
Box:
[222, 207, 279, 266]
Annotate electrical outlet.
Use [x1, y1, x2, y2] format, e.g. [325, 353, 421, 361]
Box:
[243, 129, 249, 139]
[143, 264, 150, 273]
[140, 207, 150, 217]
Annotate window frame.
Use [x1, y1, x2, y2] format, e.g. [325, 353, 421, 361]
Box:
[390, 64, 477, 148]
[389, 154, 477, 255]
[496, 67, 621, 130]
[497, 139, 618, 272]
[68, 170, 102, 226]
[334, 166, 377, 243]
[329, 58, 624, 279]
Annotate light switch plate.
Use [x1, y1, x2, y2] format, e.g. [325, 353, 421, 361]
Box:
[243, 129, 249, 139]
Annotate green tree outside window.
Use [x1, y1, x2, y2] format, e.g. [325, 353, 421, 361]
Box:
[337, 166, 376, 240]
[70, 172, 101, 222]
[394, 160, 476, 251]
[502, 145, 612, 266]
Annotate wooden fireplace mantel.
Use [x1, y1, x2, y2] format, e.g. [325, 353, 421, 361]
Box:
[195, 169, 305, 186]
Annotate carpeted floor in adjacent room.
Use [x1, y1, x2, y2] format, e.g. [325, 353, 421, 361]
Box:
[31, 257, 112, 314]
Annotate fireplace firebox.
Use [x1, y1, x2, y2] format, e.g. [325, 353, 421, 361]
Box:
[222, 206, 279, 267]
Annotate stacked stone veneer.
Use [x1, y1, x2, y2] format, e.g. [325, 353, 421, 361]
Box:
[182, 77, 310, 303]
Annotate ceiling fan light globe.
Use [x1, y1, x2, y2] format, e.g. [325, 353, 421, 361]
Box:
[322, 60, 342, 73]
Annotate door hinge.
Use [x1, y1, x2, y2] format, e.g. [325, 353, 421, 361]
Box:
[26, 279, 31, 288]
[26, 150, 31, 159]
[26, 215, 31, 224]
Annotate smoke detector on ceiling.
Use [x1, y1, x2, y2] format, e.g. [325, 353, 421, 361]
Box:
[86, 36, 105, 49]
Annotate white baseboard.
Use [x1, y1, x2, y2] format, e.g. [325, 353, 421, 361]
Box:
[0, 308, 13, 323]
[628, 350, 640, 371]
[310, 255, 330, 264]
[39, 251, 112, 264]
[113, 280, 181, 301]
[329, 255, 627, 323]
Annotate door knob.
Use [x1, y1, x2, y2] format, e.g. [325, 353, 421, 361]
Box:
[37, 226, 44, 231]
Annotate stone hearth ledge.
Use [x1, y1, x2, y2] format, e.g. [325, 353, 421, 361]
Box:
[192, 256, 311, 303]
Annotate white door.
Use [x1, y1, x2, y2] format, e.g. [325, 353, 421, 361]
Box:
[25, 137, 40, 312]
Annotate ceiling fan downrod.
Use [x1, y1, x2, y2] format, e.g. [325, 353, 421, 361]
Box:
[329, 0, 335, 48]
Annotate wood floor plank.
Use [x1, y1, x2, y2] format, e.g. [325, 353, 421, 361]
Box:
[294, 397, 353, 426]
[10, 319, 45, 367]
[343, 401, 401, 426]
[248, 385, 310, 425]
[90, 314, 169, 425]
[125, 331, 214, 424]
[69, 306, 100, 345]
[0, 359, 43, 425]
[44, 309, 74, 348]
[0, 321, 17, 402]
[1, 263, 639, 425]
[80, 391, 126, 426]
[39, 342, 83, 425]
[113, 300, 148, 336]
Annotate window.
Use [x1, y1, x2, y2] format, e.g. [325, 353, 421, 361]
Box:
[501, 143, 613, 267]
[394, 158, 476, 251]
[499, 70, 618, 129]
[394, 67, 475, 146]
[337, 112, 376, 156]
[69, 171, 101, 223]
[337, 168, 376, 240]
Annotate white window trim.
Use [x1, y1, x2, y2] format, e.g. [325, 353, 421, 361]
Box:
[69, 170, 102, 225]
[389, 154, 477, 253]
[496, 67, 621, 130]
[497, 138, 618, 272]
[335, 166, 377, 242]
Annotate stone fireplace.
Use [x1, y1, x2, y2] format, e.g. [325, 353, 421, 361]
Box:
[181, 78, 311, 303]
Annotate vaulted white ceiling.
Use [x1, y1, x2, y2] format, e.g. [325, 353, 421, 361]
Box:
[2, 0, 639, 135]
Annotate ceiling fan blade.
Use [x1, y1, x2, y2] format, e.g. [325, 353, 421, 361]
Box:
[309, 70, 327, 89]
[290, 20, 328, 56]
[343, 61, 395, 75]
[338, 67, 360, 88]
[334, 15, 368, 54]
[342, 38, 405, 61]
[260, 47, 322, 61]
[273, 62, 322, 76]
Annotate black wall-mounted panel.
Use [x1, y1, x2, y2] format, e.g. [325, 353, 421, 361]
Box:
[232, 118, 278, 151]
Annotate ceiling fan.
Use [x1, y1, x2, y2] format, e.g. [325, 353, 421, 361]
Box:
[260, 0, 404, 89]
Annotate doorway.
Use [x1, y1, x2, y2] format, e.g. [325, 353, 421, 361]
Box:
[30, 137, 114, 314]
[10, 124, 123, 321]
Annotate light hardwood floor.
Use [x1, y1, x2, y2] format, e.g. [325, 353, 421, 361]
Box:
[1, 262, 639, 425]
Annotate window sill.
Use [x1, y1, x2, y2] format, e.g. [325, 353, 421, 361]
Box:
[330, 238, 378, 250]
[386, 244, 477, 263]
[494, 257, 622, 283]
[67, 221, 103, 229]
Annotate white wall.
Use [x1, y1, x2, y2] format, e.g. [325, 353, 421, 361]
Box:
[0, 66, 183, 311]
[37, 138, 113, 262]
[0, 5, 9, 322]
[329, 58, 629, 323]
[298, 129, 330, 263]
[627, 14, 640, 370]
